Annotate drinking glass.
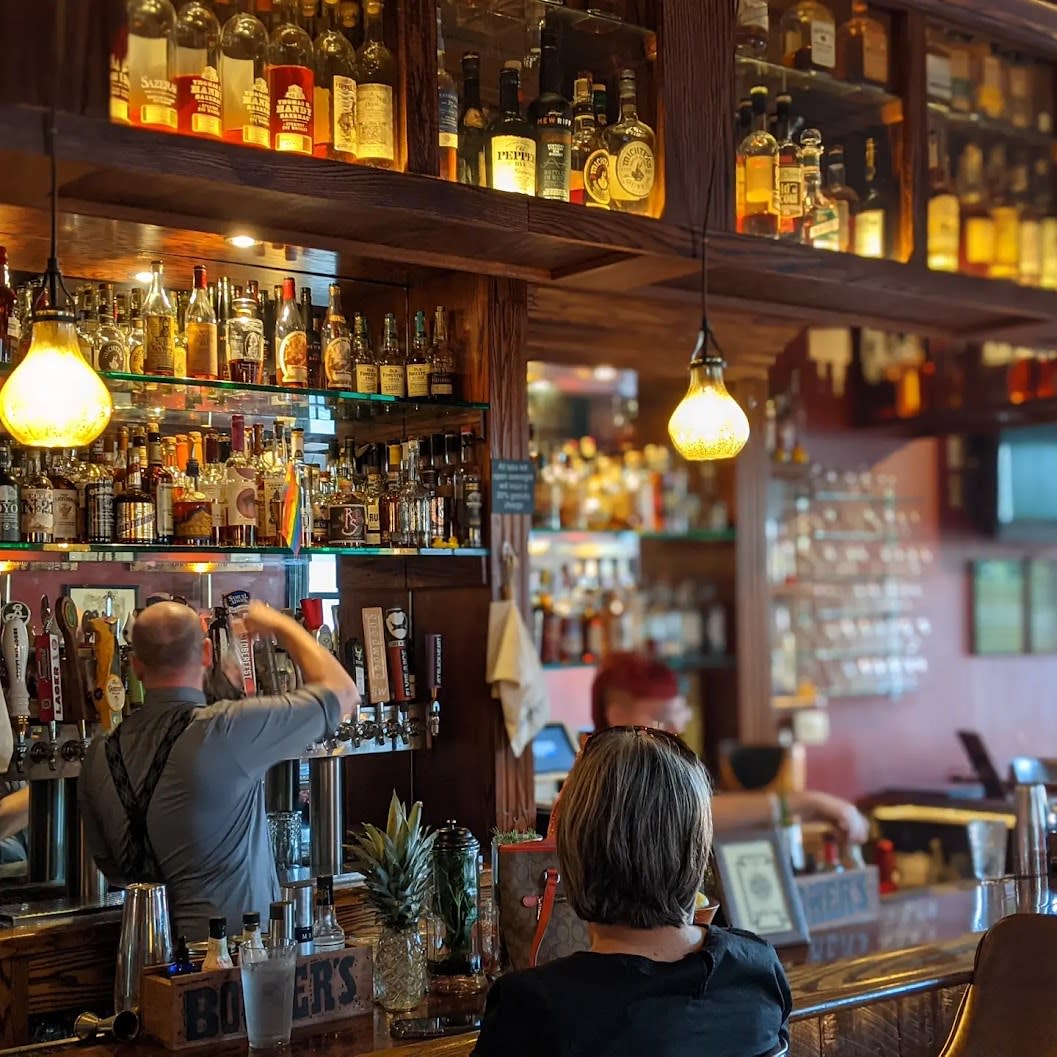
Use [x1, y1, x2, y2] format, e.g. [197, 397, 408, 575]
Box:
[966, 819, 1008, 881]
[240, 940, 297, 1050]
[268, 811, 303, 880]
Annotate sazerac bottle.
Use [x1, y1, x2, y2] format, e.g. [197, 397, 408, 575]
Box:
[487, 67, 536, 196]
[0, 441, 20, 543]
[268, 0, 315, 156]
[321, 283, 353, 389]
[313, 0, 358, 161]
[126, 0, 178, 132]
[219, 0, 271, 148]
[355, 0, 397, 169]
[275, 277, 309, 387]
[457, 52, 487, 188]
[174, 0, 223, 139]
[351, 311, 378, 393]
[531, 30, 572, 203]
[378, 312, 406, 398]
[406, 310, 431, 399]
[114, 449, 155, 545]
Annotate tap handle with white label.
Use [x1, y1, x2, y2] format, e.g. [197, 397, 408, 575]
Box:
[2, 602, 31, 719]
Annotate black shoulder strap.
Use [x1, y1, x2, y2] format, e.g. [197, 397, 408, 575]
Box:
[104, 707, 195, 882]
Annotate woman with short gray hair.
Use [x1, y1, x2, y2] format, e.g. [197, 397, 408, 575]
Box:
[474, 726, 791, 1057]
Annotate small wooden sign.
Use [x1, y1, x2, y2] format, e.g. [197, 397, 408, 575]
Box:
[795, 865, 880, 931]
[141, 944, 373, 1050]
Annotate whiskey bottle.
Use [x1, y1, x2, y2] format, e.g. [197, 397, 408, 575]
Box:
[129, 288, 146, 373]
[321, 283, 353, 389]
[429, 305, 455, 399]
[144, 260, 177, 376]
[127, 0, 178, 131]
[173, 454, 212, 544]
[780, 0, 836, 72]
[736, 0, 769, 57]
[957, 144, 993, 278]
[224, 414, 257, 546]
[219, 0, 271, 148]
[327, 460, 368, 547]
[85, 448, 115, 544]
[773, 93, 801, 239]
[173, 289, 189, 378]
[380, 442, 405, 546]
[836, 0, 889, 88]
[739, 85, 778, 239]
[603, 70, 656, 215]
[487, 67, 536, 196]
[571, 76, 605, 208]
[268, 0, 314, 155]
[1019, 156, 1048, 288]
[854, 137, 888, 259]
[927, 129, 959, 273]
[734, 97, 752, 232]
[428, 433, 454, 544]
[799, 129, 840, 251]
[378, 312, 406, 398]
[201, 430, 225, 542]
[0, 441, 19, 542]
[227, 294, 265, 384]
[20, 451, 54, 544]
[351, 311, 378, 393]
[76, 287, 100, 369]
[406, 310, 431, 399]
[275, 277, 308, 387]
[363, 444, 384, 546]
[989, 145, 1020, 282]
[256, 429, 285, 545]
[114, 450, 155, 544]
[49, 452, 80, 544]
[457, 428, 482, 548]
[146, 429, 176, 542]
[823, 145, 858, 253]
[400, 439, 431, 547]
[437, 10, 458, 182]
[174, 0, 223, 139]
[457, 52, 487, 188]
[313, 0, 358, 161]
[96, 284, 129, 372]
[301, 287, 322, 387]
[531, 30, 572, 203]
[355, 0, 397, 169]
[186, 264, 219, 379]
[215, 275, 233, 377]
[593, 82, 608, 129]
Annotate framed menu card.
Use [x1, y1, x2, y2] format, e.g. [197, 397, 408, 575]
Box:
[971, 560, 1026, 656]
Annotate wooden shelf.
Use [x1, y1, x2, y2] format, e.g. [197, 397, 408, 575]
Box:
[858, 396, 1057, 437]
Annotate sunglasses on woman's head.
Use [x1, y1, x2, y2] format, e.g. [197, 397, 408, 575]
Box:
[583, 725, 699, 763]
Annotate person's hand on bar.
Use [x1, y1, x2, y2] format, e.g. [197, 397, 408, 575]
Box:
[790, 790, 870, 845]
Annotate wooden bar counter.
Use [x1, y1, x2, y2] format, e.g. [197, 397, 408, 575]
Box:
[2, 880, 1042, 1057]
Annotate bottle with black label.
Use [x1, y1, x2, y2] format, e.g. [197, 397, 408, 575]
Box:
[327, 469, 368, 547]
[20, 450, 54, 544]
[0, 440, 19, 542]
[114, 449, 155, 544]
[531, 30, 572, 202]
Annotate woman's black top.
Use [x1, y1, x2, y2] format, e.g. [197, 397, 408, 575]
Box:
[472, 926, 792, 1057]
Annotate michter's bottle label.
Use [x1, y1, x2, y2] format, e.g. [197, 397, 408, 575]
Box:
[0, 485, 18, 541]
[177, 65, 222, 139]
[270, 66, 314, 155]
[356, 83, 394, 161]
[328, 501, 367, 546]
[583, 149, 610, 207]
[117, 501, 155, 543]
[490, 136, 536, 195]
[97, 337, 128, 372]
[144, 316, 175, 376]
[325, 337, 353, 389]
[611, 141, 655, 203]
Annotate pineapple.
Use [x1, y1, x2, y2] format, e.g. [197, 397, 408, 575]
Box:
[350, 792, 434, 932]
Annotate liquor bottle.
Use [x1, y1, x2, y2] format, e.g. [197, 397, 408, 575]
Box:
[823, 145, 858, 253]
[327, 455, 368, 546]
[313, 0, 358, 161]
[531, 30, 572, 203]
[989, 145, 1020, 282]
[836, 1, 888, 88]
[202, 918, 234, 970]
[227, 294, 266, 384]
[976, 42, 1005, 121]
[603, 70, 656, 216]
[780, 0, 836, 72]
[401, 439, 432, 547]
[355, 0, 397, 169]
[437, 10, 458, 182]
[380, 442, 406, 546]
[457, 52, 486, 187]
[1022, 156, 1050, 288]
[85, 447, 115, 544]
[127, 0, 179, 131]
[925, 23, 952, 107]
[735, 0, 769, 57]
[351, 311, 378, 393]
[321, 283, 353, 389]
[15, 285, 35, 365]
[49, 453, 80, 544]
[76, 287, 100, 368]
[129, 289, 146, 373]
[593, 82, 608, 129]
[739, 85, 778, 239]
[147, 429, 176, 542]
[268, 0, 314, 155]
[428, 433, 454, 543]
[20, 451, 54, 544]
[799, 130, 840, 251]
[429, 305, 455, 399]
[219, 0, 271, 148]
[957, 144, 993, 278]
[363, 444, 384, 545]
[773, 94, 801, 239]
[172, 289, 189, 378]
[224, 414, 257, 546]
[144, 260, 177, 376]
[854, 137, 888, 259]
[174, 0, 223, 139]
[0, 442, 19, 543]
[186, 264, 219, 378]
[96, 284, 129, 372]
[927, 129, 960, 273]
[275, 277, 308, 387]
[0, 248, 15, 366]
[300, 287, 321, 386]
[114, 449, 155, 544]
[406, 310, 431, 399]
[112, 426, 131, 496]
[487, 67, 536, 196]
[570, 76, 606, 209]
[201, 431, 225, 542]
[455, 428, 481, 547]
[256, 429, 285, 545]
[313, 876, 346, 951]
[378, 312, 406, 398]
[734, 97, 752, 233]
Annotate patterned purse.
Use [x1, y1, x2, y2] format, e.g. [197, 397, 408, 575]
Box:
[495, 839, 589, 970]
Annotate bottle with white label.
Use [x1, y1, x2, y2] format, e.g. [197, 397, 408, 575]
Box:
[275, 277, 308, 388]
[530, 29, 572, 203]
[602, 70, 656, 215]
[487, 66, 536, 196]
[780, 0, 836, 72]
[406, 310, 431, 399]
[355, 0, 396, 168]
[314, 2, 358, 161]
[126, 0, 178, 131]
[20, 451, 54, 544]
[378, 313, 406, 398]
[202, 918, 234, 971]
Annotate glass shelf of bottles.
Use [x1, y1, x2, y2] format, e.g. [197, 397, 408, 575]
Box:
[446, 0, 654, 45]
[530, 528, 734, 543]
[542, 652, 735, 673]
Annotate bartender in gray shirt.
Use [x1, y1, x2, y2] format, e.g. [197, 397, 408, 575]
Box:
[80, 600, 358, 940]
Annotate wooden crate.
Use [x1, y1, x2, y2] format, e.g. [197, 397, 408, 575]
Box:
[795, 866, 881, 931]
[141, 944, 373, 1050]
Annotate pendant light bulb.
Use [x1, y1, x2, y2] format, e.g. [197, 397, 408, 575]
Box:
[0, 309, 113, 447]
[667, 333, 750, 461]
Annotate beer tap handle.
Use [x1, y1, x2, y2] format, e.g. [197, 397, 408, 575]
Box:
[56, 597, 88, 727]
[89, 617, 125, 732]
[2, 601, 32, 722]
[426, 633, 443, 737]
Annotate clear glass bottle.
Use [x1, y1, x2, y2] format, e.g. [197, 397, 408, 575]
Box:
[799, 129, 840, 251]
[487, 67, 535, 196]
[457, 52, 487, 188]
[957, 142, 993, 278]
[173, 289, 189, 378]
[739, 84, 778, 239]
[143, 260, 176, 377]
[351, 311, 378, 393]
[437, 10, 458, 182]
[186, 264, 218, 379]
[0, 441, 20, 543]
[326, 457, 368, 547]
[836, 1, 888, 88]
[313, 876, 346, 951]
[85, 444, 115, 544]
[300, 287, 321, 388]
[76, 286, 100, 369]
[268, 0, 314, 155]
[256, 429, 287, 545]
[927, 128, 960, 273]
[48, 452, 80, 544]
[355, 0, 397, 169]
[20, 451, 54, 544]
[603, 69, 656, 216]
[378, 312, 406, 398]
[773, 94, 801, 239]
[200, 431, 225, 543]
[127, 0, 178, 131]
[735, 0, 769, 58]
[146, 428, 175, 542]
[314, 0, 358, 160]
[114, 448, 155, 544]
[406, 309, 431, 399]
[275, 277, 308, 387]
[219, 0, 271, 147]
[202, 918, 234, 970]
[780, 0, 836, 73]
[380, 441, 405, 546]
[531, 29, 572, 203]
[96, 283, 129, 372]
[174, 0, 222, 139]
[854, 137, 888, 259]
[400, 439, 431, 547]
[570, 75, 605, 208]
[227, 294, 265, 384]
[429, 305, 455, 399]
[173, 454, 212, 544]
[321, 283, 353, 389]
[224, 414, 257, 546]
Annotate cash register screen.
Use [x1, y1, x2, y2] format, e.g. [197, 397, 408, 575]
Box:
[532, 723, 580, 779]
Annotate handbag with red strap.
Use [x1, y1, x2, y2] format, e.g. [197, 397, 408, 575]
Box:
[495, 839, 590, 970]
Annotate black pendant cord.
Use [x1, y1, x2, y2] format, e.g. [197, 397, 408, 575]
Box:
[41, 0, 69, 313]
[692, 139, 723, 369]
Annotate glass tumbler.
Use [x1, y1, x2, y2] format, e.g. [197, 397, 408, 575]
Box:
[240, 940, 297, 1050]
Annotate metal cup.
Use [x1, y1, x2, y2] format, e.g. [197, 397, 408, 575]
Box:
[1014, 782, 1050, 878]
[114, 882, 174, 1013]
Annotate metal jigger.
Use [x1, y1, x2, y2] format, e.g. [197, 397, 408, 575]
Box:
[74, 1009, 140, 1043]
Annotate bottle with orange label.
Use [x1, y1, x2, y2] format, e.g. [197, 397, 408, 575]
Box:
[275, 277, 308, 387]
[173, 1, 222, 140]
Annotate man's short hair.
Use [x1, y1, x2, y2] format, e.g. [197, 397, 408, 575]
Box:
[131, 602, 203, 673]
[556, 728, 712, 929]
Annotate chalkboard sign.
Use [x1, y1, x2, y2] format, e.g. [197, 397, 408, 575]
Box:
[491, 459, 536, 516]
